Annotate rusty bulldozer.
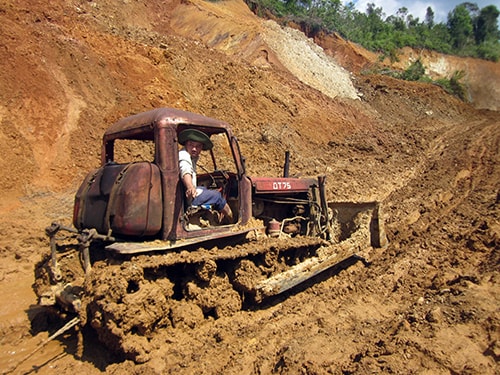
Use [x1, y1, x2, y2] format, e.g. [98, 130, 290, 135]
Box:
[33, 108, 386, 362]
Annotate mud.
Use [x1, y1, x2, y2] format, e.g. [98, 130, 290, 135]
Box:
[0, 0, 499, 374]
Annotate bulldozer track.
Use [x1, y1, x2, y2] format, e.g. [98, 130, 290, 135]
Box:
[33, 233, 371, 363]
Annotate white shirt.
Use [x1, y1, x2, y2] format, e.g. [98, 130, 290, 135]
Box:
[179, 147, 197, 187]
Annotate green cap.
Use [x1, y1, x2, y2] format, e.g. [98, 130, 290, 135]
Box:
[178, 129, 213, 150]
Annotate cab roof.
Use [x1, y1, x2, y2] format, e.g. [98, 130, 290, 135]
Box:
[104, 107, 230, 141]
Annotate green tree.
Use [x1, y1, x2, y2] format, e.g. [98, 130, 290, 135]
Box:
[396, 7, 408, 29]
[309, 0, 342, 31]
[475, 5, 500, 43]
[425, 7, 435, 28]
[435, 70, 467, 100]
[461, 2, 480, 17]
[365, 2, 386, 34]
[401, 59, 426, 81]
[448, 4, 474, 50]
[428, 23, 453, 54]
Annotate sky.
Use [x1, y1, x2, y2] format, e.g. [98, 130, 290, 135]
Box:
[343, 0, 500, 23]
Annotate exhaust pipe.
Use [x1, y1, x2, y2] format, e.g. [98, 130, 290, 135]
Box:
[283, 150, 290, 178]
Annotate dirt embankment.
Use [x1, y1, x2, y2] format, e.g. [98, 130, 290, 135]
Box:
[0, 0, 499, 374]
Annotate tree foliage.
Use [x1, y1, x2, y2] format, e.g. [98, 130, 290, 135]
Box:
[244, 0, 500, 62]
[435, 71, 468, 101]
[448, 4, 474, 50]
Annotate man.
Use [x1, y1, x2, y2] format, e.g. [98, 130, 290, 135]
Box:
[178, 129, 233, 224]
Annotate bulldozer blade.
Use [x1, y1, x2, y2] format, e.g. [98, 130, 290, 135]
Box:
[254, 201, 386, 301]
[328, 201, 387, 248]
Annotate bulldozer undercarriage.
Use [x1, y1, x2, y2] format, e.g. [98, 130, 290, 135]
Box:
[33, 202, 385, 363]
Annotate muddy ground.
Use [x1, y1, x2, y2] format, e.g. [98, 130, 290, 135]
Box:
[0, 0, 499, 374]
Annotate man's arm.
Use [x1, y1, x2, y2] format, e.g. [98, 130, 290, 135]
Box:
[182, 173, 197, 200]
[179, 148, 197, 200]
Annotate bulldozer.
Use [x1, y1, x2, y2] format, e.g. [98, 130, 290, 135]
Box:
[33, 107, 386, 362]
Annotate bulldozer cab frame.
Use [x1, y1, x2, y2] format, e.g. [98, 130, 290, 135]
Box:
[77, 108, 256, 252]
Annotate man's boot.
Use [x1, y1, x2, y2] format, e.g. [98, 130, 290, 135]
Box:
[220, 204, 233, 225]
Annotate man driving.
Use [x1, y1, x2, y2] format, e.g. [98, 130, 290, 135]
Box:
[178, 129, 233, 224]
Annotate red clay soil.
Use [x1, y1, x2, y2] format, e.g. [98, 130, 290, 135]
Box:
[0, 0, 498, 374]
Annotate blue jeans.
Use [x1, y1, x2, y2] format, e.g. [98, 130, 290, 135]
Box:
[192, 186, 226, 211]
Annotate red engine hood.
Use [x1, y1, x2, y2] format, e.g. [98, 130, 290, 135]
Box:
[249, 176, 317, 194]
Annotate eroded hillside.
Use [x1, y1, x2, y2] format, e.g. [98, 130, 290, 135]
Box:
[0, 0, 498, 374]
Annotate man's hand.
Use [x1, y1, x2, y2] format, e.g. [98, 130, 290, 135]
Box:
[185, 185, 197, 199]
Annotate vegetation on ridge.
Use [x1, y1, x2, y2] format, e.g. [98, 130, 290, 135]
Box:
[244, 0, 500, 62]
[371, 59, 469, 101]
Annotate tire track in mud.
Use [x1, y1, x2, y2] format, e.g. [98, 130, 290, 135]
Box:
[385, 116, 498, 234]
[347, 114, 500, 374]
